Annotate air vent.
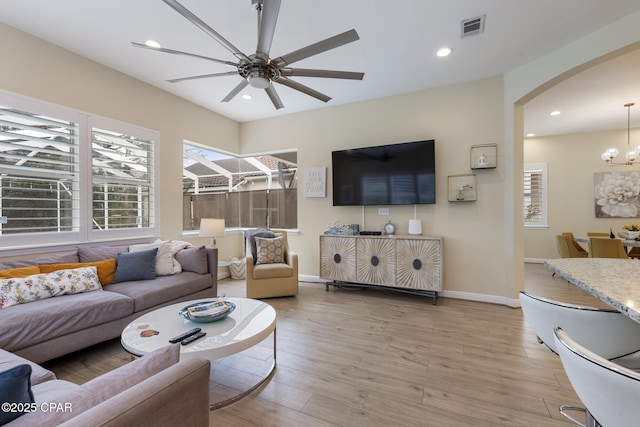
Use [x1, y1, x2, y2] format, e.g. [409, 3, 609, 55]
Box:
[461, 15, 485, 38]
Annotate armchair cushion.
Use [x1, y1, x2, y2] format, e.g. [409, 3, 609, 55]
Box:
[255, 236, 285, 265]
[252, 263, 293, 280]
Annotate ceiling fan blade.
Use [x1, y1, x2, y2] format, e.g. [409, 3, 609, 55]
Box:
[275, 78, 331, 103]
[168, 71, 238, 83]
[272, 29, 360, 67]
[280, 68, 364, 80]
[131, 42, 237, 67]
[265, 85, 284, 110]
[256, 0, 281, 59]
[162, 0, 250, 62]
[221, 79, 249, 102]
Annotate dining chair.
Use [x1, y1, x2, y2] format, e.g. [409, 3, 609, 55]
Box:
[586, 232, 609, 237]
[588, 237, 628, 258]
[554, 327, 640, 427]
[561, 232, 588, 257]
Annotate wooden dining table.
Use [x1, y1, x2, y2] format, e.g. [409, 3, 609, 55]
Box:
[544, 258, 640, 323]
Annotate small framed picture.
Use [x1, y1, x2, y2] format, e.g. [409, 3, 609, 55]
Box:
[448, 174, 477, 202]
[470, 143, 497, 169]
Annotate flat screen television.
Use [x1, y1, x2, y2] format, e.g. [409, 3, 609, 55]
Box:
[332, 139, 435, 206]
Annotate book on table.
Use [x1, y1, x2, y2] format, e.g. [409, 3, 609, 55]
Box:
[187, 301, 231, 318]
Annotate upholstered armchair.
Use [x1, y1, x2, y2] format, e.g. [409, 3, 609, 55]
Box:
[244, 229, 298, 298]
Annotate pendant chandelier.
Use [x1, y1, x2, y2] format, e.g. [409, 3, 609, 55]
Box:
[601, 102, 637, 165]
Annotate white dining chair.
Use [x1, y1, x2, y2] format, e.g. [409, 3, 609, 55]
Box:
[519, 292, 640, 362]
[554, 327, 640, 427]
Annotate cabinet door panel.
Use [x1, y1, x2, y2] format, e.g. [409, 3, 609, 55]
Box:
[396, 239, 442, 291]
[356, 238, 396, 285]
[320, 236, 356, 282]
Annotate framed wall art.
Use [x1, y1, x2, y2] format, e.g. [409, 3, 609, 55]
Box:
[448, 174, 477, 202]
[470, 143, 497, 170]
[304, 167, 326, 198]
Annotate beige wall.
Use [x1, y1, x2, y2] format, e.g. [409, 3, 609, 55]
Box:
[524, 128, 640, 259]
[241, 78, 507, 300]
[0, 22, 240, 241]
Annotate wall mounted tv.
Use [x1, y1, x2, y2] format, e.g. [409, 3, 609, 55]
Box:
[332, 139, 435, 206]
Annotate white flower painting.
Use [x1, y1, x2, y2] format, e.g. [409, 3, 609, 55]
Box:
[595, 171, 640, 218]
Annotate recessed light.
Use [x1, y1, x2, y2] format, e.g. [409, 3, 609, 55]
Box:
[436, 47, 453, 57]
[550, 110, 561, 116]
[241, 94, 252, 100]
[526, 133, 536, 137]
[145, 40, 161, 49]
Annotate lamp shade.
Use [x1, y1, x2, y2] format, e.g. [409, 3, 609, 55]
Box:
[199, 218, 225, 238]
[408, 219, 422, 235]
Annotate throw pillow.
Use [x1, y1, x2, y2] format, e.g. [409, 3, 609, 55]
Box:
[168, 240, 193, 273]
[255, 236, 285, 265]
[0, 267, 102, 308]
[174, 246, 208, 274]
[0, 266, 41, 279]
[129, 240, 174, 276]
[244, 229, 276, 262]
[39, 259, 117, 285]
[78, 245, 129, 263]
[112, 248, 157, 284]
[0, 364, 34, 425]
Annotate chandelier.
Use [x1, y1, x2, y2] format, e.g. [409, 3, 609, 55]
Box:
[601, 102, 637, 165]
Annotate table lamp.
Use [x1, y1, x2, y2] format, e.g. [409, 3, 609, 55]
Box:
[199, 218, 225, 247]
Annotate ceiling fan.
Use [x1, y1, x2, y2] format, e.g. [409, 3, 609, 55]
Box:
[132, 0, 365, 109]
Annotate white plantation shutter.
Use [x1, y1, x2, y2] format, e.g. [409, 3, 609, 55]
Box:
[0, 91, 158, 249]
[524, 163, 548, 228]
[0, 106, 80, 235]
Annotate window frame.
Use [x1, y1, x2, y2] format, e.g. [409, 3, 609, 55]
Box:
[523, 162, 548, 229]
[0, 90, 159, 254]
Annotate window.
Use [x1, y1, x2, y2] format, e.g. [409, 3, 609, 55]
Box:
[182, 143, 297, 231]
[0, 92, 158, 250]
[524, 162, 548, 228]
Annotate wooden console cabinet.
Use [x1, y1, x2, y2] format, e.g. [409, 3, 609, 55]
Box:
[319, 234, 443, 303]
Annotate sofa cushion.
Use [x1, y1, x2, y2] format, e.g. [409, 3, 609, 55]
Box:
[12, 344, 180, 426]
[105, 272, 213, 312]
[0, 267, 102, 308]
[255, 236, 285, 265]
[0, 364, 34, 425]
[0, 252, 79, 270]
[112, 248, 157, 284]
[0, 349, 56, 386]
[130, 240, 175, 276]
[78, 245, 128, 263]
[39, 259, 117, 286]
[0, 290, 133, 352]
[0, 266, 41, 279]
[174, 246, 208, 274]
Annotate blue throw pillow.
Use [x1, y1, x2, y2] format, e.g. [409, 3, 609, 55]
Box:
[112, 248, 158, 283]
[0, 364, 34, 424]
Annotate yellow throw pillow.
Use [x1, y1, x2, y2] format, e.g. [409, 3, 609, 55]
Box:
[0, 266, 41, 279]
[40, 259, 117, 285]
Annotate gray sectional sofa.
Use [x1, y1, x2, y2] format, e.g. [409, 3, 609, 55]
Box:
[0, 243, 218, 363]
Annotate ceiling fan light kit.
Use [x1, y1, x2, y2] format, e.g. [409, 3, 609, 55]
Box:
[602, 102, 638, 166]
[133, 0, 365, 110]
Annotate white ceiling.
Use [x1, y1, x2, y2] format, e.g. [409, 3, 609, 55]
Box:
[1, 0, 639, 135]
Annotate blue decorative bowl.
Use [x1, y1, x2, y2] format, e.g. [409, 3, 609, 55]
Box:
[178, 301, 235, 323]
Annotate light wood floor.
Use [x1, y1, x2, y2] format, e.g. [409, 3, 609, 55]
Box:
[42, 263, 606, 426]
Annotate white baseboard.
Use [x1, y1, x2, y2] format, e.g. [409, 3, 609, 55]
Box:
[525, 257, 547, 264]
[301, 275, 520, 307]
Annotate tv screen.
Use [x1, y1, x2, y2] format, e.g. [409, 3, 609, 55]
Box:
[332, 139, 435, 206]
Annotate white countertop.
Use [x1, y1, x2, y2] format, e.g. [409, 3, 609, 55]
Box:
[544, 258, 640, 323]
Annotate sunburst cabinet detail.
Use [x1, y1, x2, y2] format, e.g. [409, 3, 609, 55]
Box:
[319, 235, 443, 303]
[319, 236, 357, 282]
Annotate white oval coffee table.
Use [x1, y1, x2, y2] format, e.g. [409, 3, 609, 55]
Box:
[121, 297, 276, 409]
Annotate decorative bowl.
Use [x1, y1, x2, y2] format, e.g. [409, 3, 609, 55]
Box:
[178, 301, 235, 323]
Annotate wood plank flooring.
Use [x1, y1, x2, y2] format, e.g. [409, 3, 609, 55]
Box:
[42, 263, 605, 426]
